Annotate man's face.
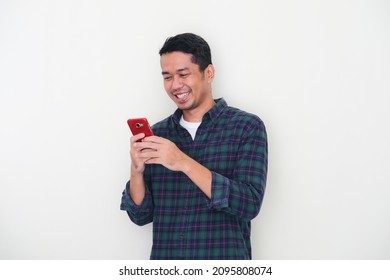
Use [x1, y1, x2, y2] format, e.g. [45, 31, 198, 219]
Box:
[160, 51, 214, 114]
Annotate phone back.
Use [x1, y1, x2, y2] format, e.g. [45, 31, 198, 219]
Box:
[127, 118, 154, 139]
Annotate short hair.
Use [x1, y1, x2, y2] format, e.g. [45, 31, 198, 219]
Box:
[159, 33, 212, 72]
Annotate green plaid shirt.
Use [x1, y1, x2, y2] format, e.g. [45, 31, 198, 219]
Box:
[121, 98, 268, 259]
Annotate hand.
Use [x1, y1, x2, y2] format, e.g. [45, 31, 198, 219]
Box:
[129, 133, 151, 205]
[134, 135, 212, 198]
[133, 135, 189, 172]
[129, 133, 154, 174]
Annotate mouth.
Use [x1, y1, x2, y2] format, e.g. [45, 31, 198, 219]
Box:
[173, 91, 190, 103]
[175, 92, 189, 99]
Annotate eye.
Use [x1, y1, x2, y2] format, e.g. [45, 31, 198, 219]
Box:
[163, 76, 172, 81]
[180, 73, 189, 78]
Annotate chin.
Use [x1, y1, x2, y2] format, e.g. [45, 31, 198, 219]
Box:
[176, 99, 193, 110]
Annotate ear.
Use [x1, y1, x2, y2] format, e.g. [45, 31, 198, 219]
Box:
[205, 64, 215, 83]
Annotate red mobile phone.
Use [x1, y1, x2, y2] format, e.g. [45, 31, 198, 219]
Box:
[127, 118, 154, 141]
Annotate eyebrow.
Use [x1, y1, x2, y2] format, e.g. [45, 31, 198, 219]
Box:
[161, 67, 190, 75]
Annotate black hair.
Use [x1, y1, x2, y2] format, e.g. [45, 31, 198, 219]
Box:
[159, 33, 212, 72]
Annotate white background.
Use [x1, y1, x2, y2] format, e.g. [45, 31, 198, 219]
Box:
[1, 0, 389, 260]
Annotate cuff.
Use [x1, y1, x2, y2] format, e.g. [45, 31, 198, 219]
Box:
[207, 171, 230, 210]
[120, 181, 151, 213]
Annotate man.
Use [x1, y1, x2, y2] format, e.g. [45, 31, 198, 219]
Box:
[121, 33, 268, 260]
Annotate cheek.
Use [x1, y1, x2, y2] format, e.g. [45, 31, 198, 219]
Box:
[163, 81, 171, 92]
[184, 78, 195, 91]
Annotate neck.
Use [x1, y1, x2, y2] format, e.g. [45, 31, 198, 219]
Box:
[183, 99, 216, 122]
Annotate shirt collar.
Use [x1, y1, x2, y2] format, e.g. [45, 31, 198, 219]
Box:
[171, 98, 227, 126]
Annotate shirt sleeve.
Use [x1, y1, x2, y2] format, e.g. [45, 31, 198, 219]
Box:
[120, 181, 154, 226]
[207, 118, 268, 222]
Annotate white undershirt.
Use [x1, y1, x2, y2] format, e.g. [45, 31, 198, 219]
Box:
[180, 116, 201, 140]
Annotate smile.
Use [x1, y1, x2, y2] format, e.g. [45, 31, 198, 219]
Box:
[175, 92, 190, 99]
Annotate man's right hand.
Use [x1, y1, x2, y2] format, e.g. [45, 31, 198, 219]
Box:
[130, 133, 147, 174]
[129, 133, 148, 205]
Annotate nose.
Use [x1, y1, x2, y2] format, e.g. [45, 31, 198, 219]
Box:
[171, 76, 183, 92]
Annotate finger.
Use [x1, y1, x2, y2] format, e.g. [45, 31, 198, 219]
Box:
[130, 133, 145, 144]
[139, 148, 159, 159]
[144, 157, 160, 165]
[143, 135, 164, 143]
[134, 141, 159, 151]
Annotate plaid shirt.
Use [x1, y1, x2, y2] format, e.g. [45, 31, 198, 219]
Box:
[121, 98, 268, 259]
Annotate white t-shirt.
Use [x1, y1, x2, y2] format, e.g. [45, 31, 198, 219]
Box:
[180, 116, 201, 140]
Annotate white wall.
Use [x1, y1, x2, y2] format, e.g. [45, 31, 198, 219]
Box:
[1, 0, 389, 259]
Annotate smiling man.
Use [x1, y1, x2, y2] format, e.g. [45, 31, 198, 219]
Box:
[120, 33, 268, 260]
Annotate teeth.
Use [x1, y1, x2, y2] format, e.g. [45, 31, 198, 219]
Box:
[176, 92, 189, 99]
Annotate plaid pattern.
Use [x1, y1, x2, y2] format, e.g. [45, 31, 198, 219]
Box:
[121, 98, 268, 259]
